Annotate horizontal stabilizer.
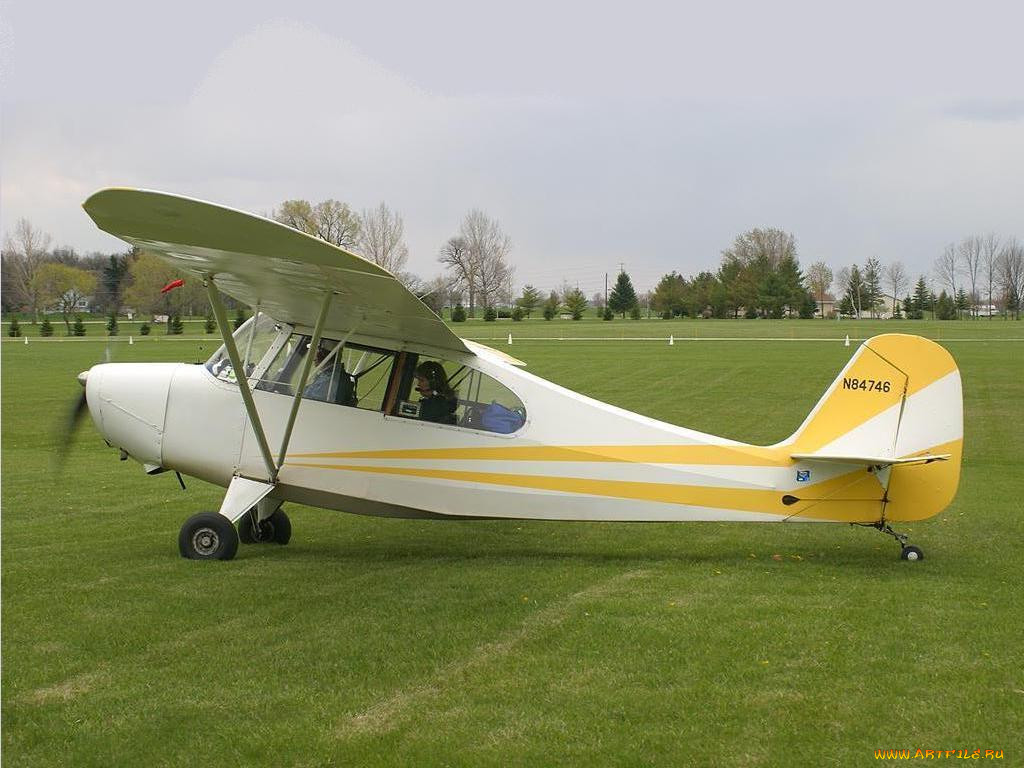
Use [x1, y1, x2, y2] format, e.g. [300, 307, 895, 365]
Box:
[791, 452, 951, 467]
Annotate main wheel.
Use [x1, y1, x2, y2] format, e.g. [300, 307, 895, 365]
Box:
[237, 508, 291, 545]
[900, 545, 924, 561]
[179, 512, 239, 560]
[267, 508, 291, 545]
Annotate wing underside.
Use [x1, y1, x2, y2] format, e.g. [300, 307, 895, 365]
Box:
[83, 188, 470, 355]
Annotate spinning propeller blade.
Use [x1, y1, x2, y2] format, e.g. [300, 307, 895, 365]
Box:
[53, 373, 91, 471]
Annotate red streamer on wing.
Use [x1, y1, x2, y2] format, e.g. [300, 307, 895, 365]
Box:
[160, 278, 185, 294]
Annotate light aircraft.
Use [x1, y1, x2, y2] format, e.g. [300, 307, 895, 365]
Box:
[72, 188, 962, 562]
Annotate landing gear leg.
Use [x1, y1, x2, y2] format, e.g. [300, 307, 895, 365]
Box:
[863, 521, 924, 561]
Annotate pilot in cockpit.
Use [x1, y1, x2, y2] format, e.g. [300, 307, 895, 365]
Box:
[413, 361, 458, 424]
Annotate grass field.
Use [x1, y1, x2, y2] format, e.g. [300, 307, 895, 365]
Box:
[2, 320, 1022, 766]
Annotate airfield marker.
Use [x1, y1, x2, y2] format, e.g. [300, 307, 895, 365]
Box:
[844, 334, 850, 347]
[129, 336, 134, 345]
[508, 333, 512, 345]
[669, 335, 674, 346]
[24, 335, 29, 344]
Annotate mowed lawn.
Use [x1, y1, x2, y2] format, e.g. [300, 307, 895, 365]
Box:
[2, 322, 1022, 767]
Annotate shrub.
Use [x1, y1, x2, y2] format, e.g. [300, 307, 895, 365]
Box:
[169, 314, 184, 335]
[602, 307, 613, 321]
[204, 315, 216, 333]
[543, 305, 556, 321]
[511, 306, 524, 321]
[497, 308, 512, 319]
[661, 310, 672, 320]
[40, 318, 54, 337]
[139, 322, 151, 336]
[107, 313, 119, 336]
[451, 304, 467, 322]
[233, 308, 247, 330]
[7, 318, 21, 337]
[630, 305, 642, 320]
[72, 317, 86, 336]
[483, 306, 497, 322]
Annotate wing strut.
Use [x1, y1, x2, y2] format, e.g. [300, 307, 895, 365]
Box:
[205, 276, 278, 483]
[275, 290, 333, 469]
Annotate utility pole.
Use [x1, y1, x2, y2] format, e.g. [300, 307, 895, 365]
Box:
[604, 272, 608, 307]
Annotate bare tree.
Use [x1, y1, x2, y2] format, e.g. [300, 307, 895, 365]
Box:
[884, 261, 908, 318]
[957, 235, 983, 317]
[3, 218, 52, 321]
[273, 199, 360, 249]
[438, 235, 476, 315]
[997, 237, 1024, 319]
[438, 210, 512, 315]
[981, 233, 1001, 318]
[805, 261, 833, 318]
[934, 243, 958, 297]
[357, 202, 409, 275]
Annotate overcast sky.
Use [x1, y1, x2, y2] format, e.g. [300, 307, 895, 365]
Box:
[2, 0, 1022, 296]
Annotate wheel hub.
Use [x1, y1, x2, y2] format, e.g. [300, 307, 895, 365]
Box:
[192, 526, 220, 556]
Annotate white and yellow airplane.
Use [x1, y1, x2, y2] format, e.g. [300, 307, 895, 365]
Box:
[75, 188, 962, 562]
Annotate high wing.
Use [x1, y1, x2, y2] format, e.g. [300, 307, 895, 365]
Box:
[83, 188, 471, 355]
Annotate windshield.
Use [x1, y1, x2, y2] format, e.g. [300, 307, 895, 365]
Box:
[205, 313, 284, 384]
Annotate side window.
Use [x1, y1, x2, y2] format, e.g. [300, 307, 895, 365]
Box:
[255, 335, 396, 412]
[395, 354, 527, 434]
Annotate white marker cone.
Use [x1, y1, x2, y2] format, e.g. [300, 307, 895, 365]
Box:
[24, 335, 29, 344]
[129, 336, 134, 345]
[669, 335, 674, 346]
[508, 333, 512, 345]
[844, 334, 850, 347]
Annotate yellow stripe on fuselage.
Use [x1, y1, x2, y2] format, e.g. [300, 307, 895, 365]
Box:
[286, 460, 888, 521]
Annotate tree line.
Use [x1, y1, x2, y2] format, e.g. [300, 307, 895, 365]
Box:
[4, 202, 1022, 332]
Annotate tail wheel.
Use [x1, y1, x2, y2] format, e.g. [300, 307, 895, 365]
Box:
[179, 512, 238, 560]
[237, 508, 291, 545]
[900, 545, 924, 561]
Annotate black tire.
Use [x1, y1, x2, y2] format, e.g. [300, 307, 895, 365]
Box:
[179, 512, 239, 560]
[238, 509, 258, 544]
[900, 545, 924, 562]
[268, 509, 291, 545]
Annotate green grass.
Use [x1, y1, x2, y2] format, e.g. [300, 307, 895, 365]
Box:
[2, 322, 1023, 766]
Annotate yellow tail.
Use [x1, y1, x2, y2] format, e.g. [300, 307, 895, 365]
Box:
[783, 334, 962, 522]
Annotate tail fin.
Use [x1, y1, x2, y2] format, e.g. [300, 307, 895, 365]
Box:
[784, 334, 962, 521]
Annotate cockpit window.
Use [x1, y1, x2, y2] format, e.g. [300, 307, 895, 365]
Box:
[393, 354, 527, 434]
[204, 313, 283, 384]
[254, 333, 396, 412]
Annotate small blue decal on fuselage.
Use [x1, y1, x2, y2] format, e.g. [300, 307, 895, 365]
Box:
[796, 470, 811, 482]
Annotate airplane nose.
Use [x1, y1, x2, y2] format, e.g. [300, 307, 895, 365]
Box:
[77, 370, 88, 387]
[86, 363, 183, 465]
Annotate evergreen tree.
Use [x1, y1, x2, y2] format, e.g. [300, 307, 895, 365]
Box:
[106, 313, 119, 336]
[169, 314, 184, 334]
[516, 285, 541, 317]
[602, 306, 613, 321]
[8, 317, 22, 337]
[902, 295, 914, 319]
[863, 257, 883, 317]
[233, 308, 247, 330]
[845, 265, 865, 318]
[40, 317, 54, 337]
[563, 288, 587, 320]
[204, 315, 216, 333]
[838, 295, 855, 316]
[629, 305, 642, 320]
[139, 322, 151, 336]
[608, 271, 638, 317]
[451, 304, 467, 322]
[955, 288, 969, 319]
[72, 316, 86, 336]
[935, 290, 957, 320]
[542, 291, 559, 320]
[483, 306, 497, 322]
[912, 277, 930, 319]
[652, 272, 686, 317]
[511, 306, 524, 321]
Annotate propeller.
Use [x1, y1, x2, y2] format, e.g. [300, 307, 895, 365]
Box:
[53, 370, 93, 471]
